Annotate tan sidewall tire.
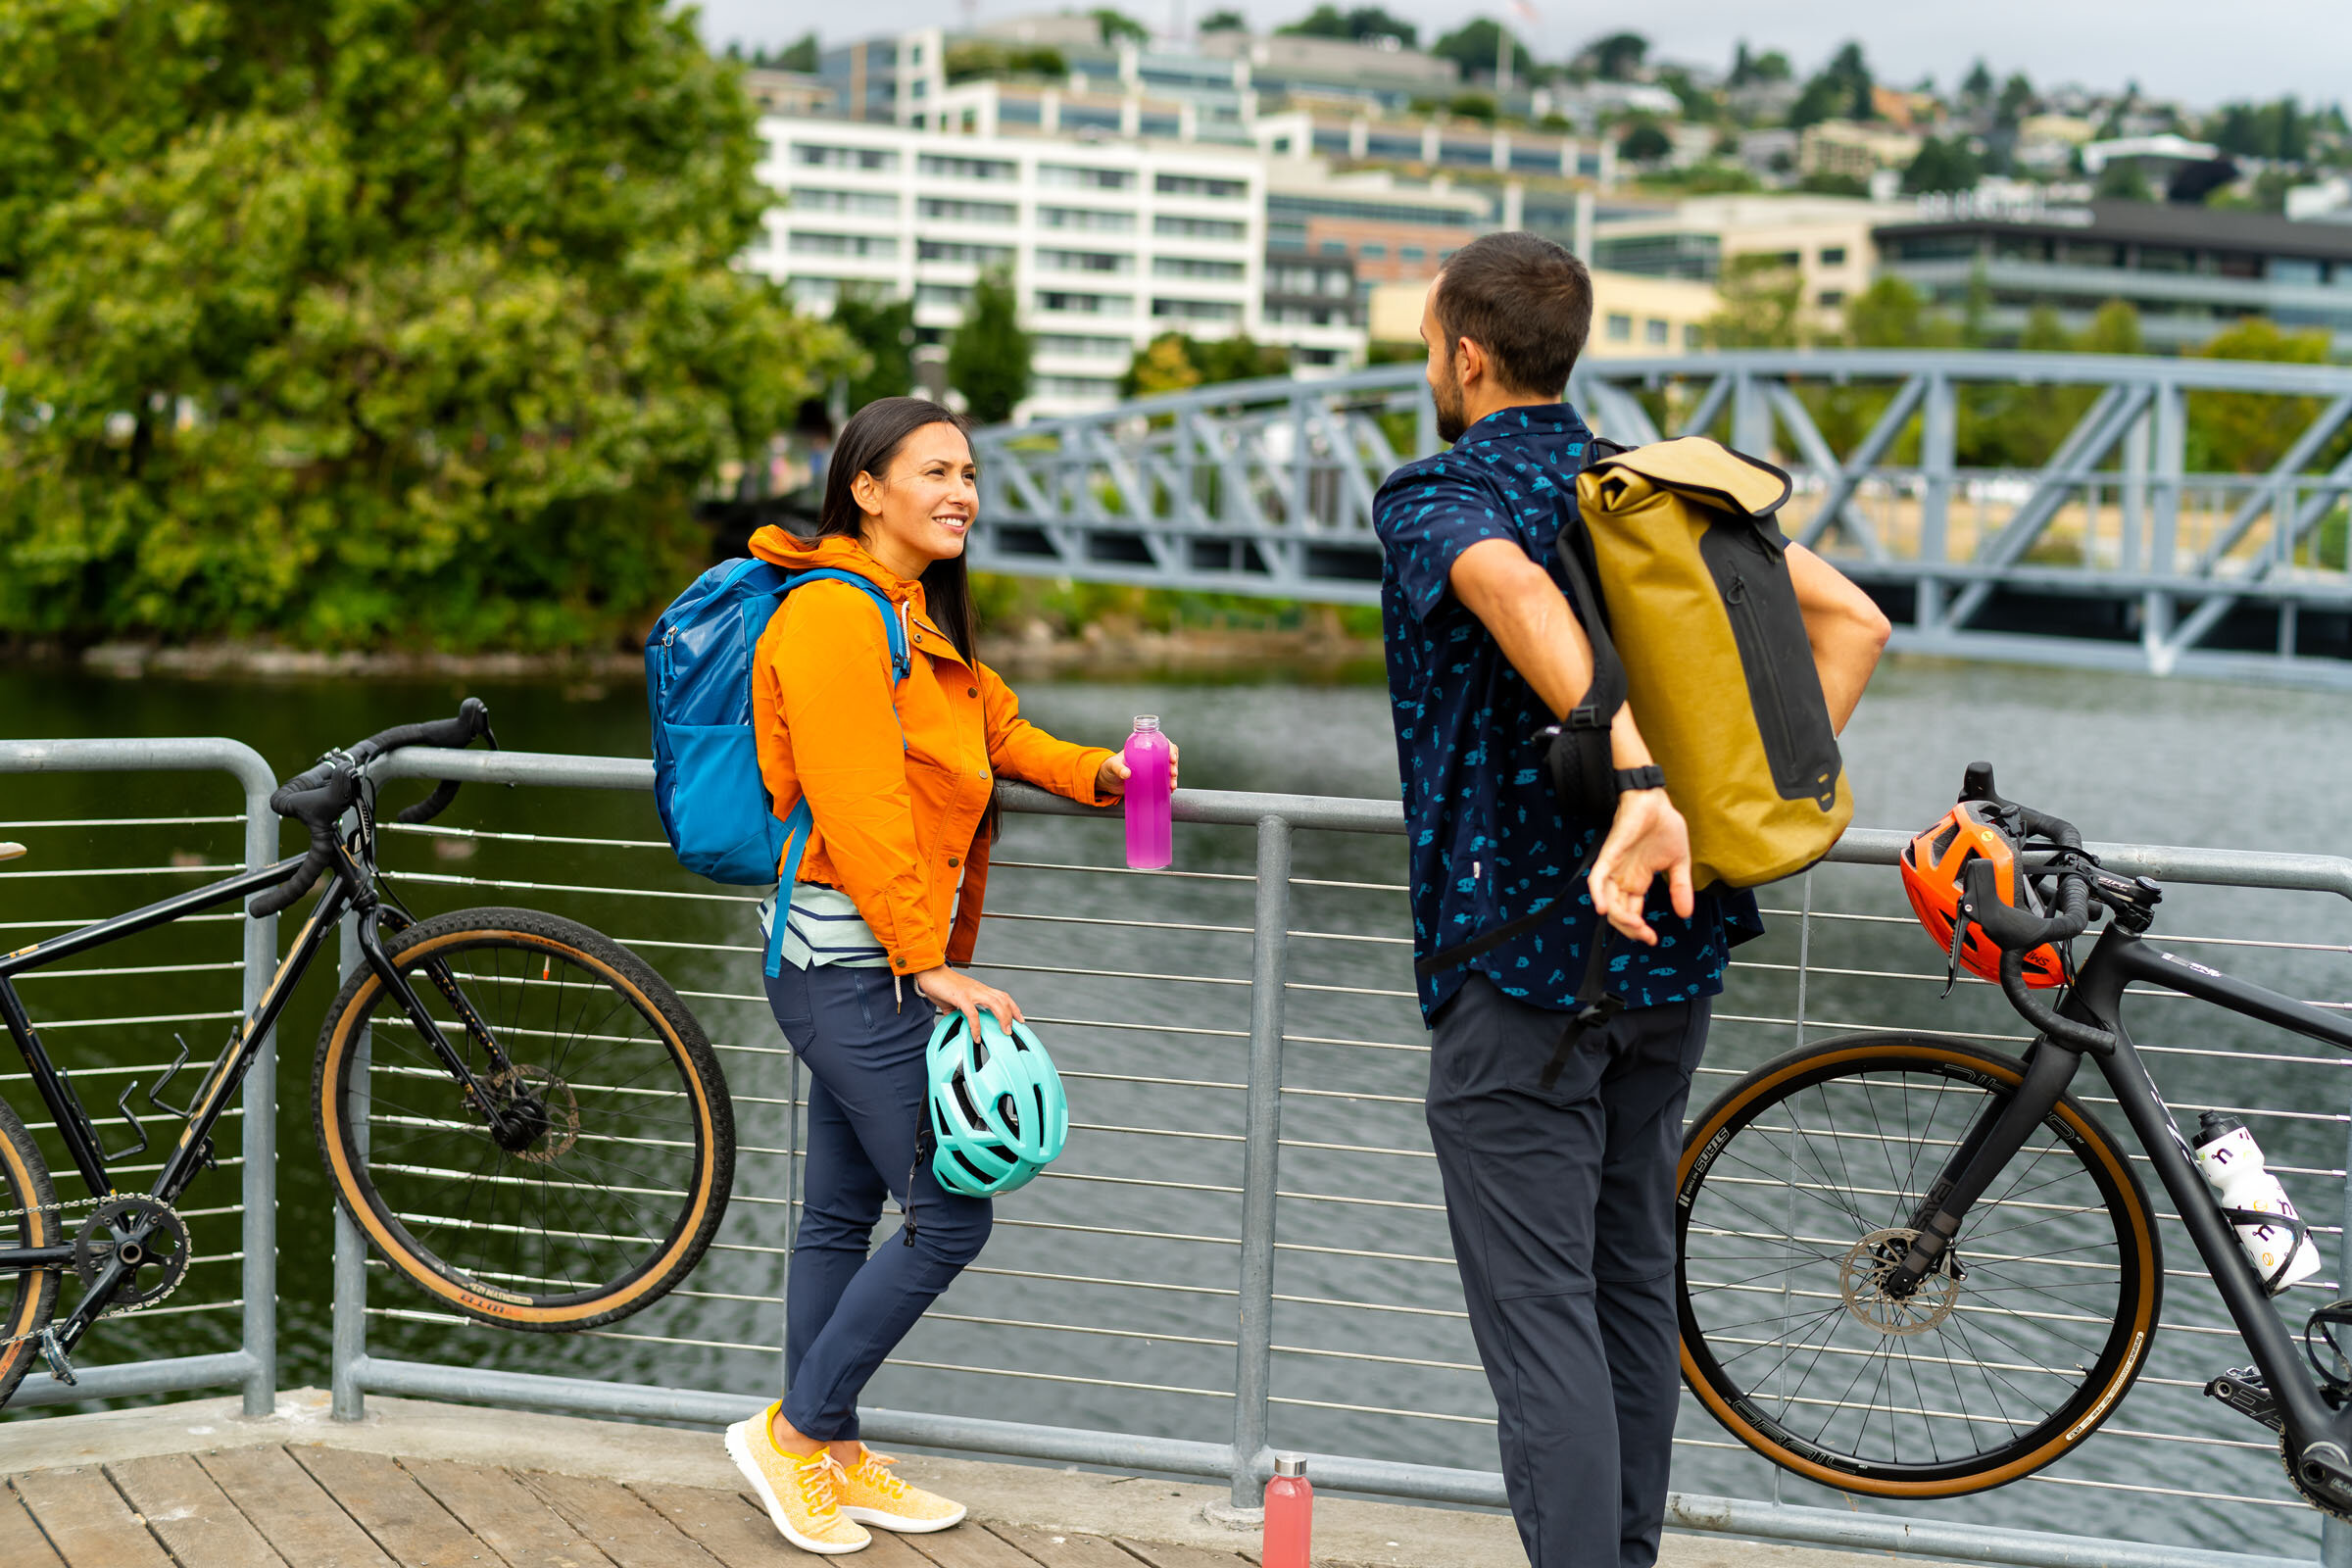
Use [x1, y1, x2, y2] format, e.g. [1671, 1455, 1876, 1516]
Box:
[0, 1095, 61, 1409]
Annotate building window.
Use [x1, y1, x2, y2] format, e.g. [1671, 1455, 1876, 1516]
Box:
[1155, 215, 1247, 240]
[1153, 297, 1244, 321]
[1358, 243, 1387, 260]
[791, 187, 901, 217]
[1606, 313, 1633, 342]
[917, 153, 1016, 181]
[790, 276, 844, 307]
[918, 197, 1017, 224]
[1155, 173, 1248, 199]
[1684, 323, 1704, 350]
[1039, 249, 1135, 274]
[1154, 256, 1246, 279]
[794, 144, 898, 172]
[1818, 289, 1846, 308]
[914, 283, 972, 309]
[1400, 245, 1426, 264]
[1034, 333, 1133, 360]
[917, 240, 1015, 266]
[1319, 240, 1348, 257]
[2272, 257, 2325, 285]
[1818, 245, 1848, 267]
[1033, 375, 1121, 401]
[1040, 164, 1137, 190]
[1644, 318, 1669, 345]
[790, 231, 897, 259]
[1036, 291, 1134, 316]
[1039, 206, 1137, 232]
[1295, 347, 1344, 366]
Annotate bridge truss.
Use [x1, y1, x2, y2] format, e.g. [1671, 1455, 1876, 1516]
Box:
[967, 352, 2352, 686]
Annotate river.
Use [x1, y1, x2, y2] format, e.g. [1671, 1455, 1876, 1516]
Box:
[2, 655, 2349, 1558]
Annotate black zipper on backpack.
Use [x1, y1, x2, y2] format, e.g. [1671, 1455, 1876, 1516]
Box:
[1726, 573, 1801, 776]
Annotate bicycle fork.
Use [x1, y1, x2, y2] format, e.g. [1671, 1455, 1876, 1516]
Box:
[350, 903, 546, 1152]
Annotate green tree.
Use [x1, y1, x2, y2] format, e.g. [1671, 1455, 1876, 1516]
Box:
[1704, 255, 1808, 348]
[1960, 60, 1994, 107]
[946, 41, 1068, 83]
[1093, 7, 1150, 45]
[1617, 120, 1673, 165]
[776, 31, 819, 73]
[2094, 159, 2156, 202]
[2079, 299, 2145, 356]
[1448, 92, 1498, 122]
[1431, 20, 1535, 82]
[1995, 73, 2035, 129]
[947, 269, 1033, 424]
[1789, 42, 1873, 128]
[1729, 42, 1791, 85]
[1200, 8, 1249, 30]
[2188, 318, 2333, 473]
[831, 289, 918, 412]
[1902, 136, 1983, 194]
[1118, 332, 1288, 398]
[1275, 5, 1418, 46]
[0, 0, 844, 652]
[1576, 31, 1648, 82]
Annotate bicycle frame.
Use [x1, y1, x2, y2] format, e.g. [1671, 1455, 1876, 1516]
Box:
[1915, 920, 2352, 1493]
[0, 838, 523, 1355]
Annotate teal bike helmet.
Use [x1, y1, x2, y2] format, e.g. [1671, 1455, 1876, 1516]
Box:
[925, 1010, 1069, 1197]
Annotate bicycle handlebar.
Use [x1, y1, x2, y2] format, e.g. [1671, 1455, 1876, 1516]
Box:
[1954, 761, 2116, 1051]
[248, 699, 497, 918]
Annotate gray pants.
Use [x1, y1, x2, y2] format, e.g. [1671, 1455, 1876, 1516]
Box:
[1428, 974, 1712, 1568]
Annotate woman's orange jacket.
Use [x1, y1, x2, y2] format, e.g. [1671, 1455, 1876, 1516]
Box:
[749, 526, 1113, 977]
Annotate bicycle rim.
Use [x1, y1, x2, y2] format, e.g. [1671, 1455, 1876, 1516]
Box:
[0, 1096, 61, 1408]
[1678, 1033, 2159, 1496]
[317, 908, 729, 1331]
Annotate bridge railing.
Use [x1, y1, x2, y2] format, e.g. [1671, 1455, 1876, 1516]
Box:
[247, 746, 2352, 1568]
[968, 353, 2352, 684]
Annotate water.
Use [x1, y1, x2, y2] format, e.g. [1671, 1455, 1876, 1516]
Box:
[3, 656, 2351, 1557]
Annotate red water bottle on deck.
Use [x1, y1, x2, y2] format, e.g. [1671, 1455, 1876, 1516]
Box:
[1263, 1453, 1312, 1568]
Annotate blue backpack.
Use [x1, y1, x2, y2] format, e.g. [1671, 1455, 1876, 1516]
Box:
[645, 558, 910, 889]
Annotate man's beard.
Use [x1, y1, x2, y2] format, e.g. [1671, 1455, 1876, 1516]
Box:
[1431, 368, 1467, 444]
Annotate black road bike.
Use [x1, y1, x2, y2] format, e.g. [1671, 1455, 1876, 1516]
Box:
[1677, 763, 2352, 1517]
[0, 703, 733, 1407]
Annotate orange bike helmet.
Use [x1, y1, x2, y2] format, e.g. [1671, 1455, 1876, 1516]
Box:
[1899, 802, 2067, 989]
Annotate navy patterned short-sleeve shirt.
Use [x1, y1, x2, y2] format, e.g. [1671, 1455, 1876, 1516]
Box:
[1373, 402, 1764, 1026]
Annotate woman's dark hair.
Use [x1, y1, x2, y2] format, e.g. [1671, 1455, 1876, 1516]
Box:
[816, 396, 1000, 843]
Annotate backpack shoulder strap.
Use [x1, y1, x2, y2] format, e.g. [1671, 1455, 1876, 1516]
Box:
[782, 568, 912, 683]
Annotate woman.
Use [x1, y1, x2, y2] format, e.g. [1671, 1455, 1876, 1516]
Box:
[723, 398, 1171, 1556]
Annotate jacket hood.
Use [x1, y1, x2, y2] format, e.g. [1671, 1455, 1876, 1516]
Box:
[749, 526, 914, 603]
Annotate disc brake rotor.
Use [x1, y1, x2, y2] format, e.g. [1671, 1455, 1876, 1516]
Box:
[486, 1063, 580, 1163]
[1838, 1225, 1961, 1335]
[72, 1197, 191, 1312]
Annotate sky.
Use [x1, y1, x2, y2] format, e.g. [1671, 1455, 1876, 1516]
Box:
[689, 0, 2351, 112]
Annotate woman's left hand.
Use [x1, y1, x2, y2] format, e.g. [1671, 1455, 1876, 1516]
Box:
[1096, 742, 1178, 799]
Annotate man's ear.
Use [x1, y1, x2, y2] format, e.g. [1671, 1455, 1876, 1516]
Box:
[1453, 335, 1486, 391]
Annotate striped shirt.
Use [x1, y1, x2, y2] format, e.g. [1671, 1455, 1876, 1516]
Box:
[758, 884, 890, 969]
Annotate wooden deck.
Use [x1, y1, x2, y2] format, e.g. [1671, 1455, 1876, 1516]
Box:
[0, 1445, 1260, 1568]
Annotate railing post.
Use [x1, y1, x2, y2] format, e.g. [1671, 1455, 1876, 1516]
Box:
[1919, 372, 1956, 630]
[1229, 813, 1292, 1511]
[2145, 379, 2186, 662]
[330, 901, 369, 1421]
[239, 771, 279, 1418]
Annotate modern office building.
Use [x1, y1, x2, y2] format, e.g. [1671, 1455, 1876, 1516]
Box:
[1264, 167, 1493, 289]
[1591, 195, 1894, 328]
[751, 117, 1270, 416]
[1873, 196, 2352, 351]
[1367, 270, 1719, 358]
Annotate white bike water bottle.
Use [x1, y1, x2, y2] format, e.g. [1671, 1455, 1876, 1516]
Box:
[2194, 1110, 2322, 1294]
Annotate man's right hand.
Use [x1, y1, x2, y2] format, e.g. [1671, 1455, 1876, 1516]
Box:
[914, 964, 1024, 1039]
[1588, 788, 1695, 947]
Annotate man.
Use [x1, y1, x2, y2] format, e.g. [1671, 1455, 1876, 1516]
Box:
[1372, 231, 1888, 1568]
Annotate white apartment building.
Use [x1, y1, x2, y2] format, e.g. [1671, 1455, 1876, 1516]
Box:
[750, 116, 1271, 418]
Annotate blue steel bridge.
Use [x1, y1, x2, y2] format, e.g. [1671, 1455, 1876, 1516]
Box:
[967, 351, 2352, 687]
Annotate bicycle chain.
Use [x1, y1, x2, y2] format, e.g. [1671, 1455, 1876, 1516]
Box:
[0, 1193, 186, 1351]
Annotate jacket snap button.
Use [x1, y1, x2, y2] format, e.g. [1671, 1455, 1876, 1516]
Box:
[948, 856, 960, 868]
[966, 687, 978, 698]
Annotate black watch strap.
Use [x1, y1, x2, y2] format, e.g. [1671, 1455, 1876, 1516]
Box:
[1613, 765, 1666, 794]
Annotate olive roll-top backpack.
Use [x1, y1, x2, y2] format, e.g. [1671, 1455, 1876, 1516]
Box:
[1563, 435, 1852, 890]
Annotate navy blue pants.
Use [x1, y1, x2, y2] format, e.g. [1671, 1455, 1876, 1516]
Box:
[1427, 975, 1711, 1568]
[764, 961, 993, 1441]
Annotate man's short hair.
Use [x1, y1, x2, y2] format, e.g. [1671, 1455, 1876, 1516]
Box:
[1432, 231, 1593, 396]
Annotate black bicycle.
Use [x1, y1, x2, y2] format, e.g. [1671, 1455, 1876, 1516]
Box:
[1677, 763, 2352, 1517]
[0, 702, 733, 1407]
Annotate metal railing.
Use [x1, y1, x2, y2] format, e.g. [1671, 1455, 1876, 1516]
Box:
[277, 745, 2352, 1568]
[0, 739, 279, 1415]
[967, 353, 2352, 686]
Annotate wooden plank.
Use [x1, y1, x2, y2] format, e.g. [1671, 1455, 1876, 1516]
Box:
[106, 1453, 290, 1568]
[397, 1458, 614, 1568]
[286, 1446, 484, 1568]
[905, 1520, 1050, 1568]
[627, 1482, 809, 1568]
[984, 1521, 1137, 1567]
[195, 1447, 398, 1568]
[515, 1470, 723, 1568]
[1114, 1541, 1254, 1568]
[0, 1484, 68, 1568]
[10, 1466, 175, 1568]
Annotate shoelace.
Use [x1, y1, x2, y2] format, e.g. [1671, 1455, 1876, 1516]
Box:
[848, 1450, 909, 1499]
[794, 1451, 846, 1517]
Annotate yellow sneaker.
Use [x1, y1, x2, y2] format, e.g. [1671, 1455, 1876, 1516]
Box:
[835, 1446, 967, 1534]
[724, 1404, 871, 1555]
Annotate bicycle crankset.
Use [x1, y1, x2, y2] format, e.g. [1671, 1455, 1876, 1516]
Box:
[72, 1197, 191, 1312]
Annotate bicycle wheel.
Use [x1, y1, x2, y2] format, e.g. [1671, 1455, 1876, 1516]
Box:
[1677, 1032, 2160, 1497]
[0, 1095, 62, 1408]
[314, 906, 733, 1331]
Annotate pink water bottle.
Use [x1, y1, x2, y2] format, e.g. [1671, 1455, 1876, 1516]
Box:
[1122, 715, 1172, 870]
[1263, 1453, 1312, 1568]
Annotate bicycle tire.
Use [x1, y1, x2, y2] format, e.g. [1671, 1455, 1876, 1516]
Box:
[313, 906, 733, 1332]
[0, 1094, 62, 1409]
[1677, 1031, 2160, 1497]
